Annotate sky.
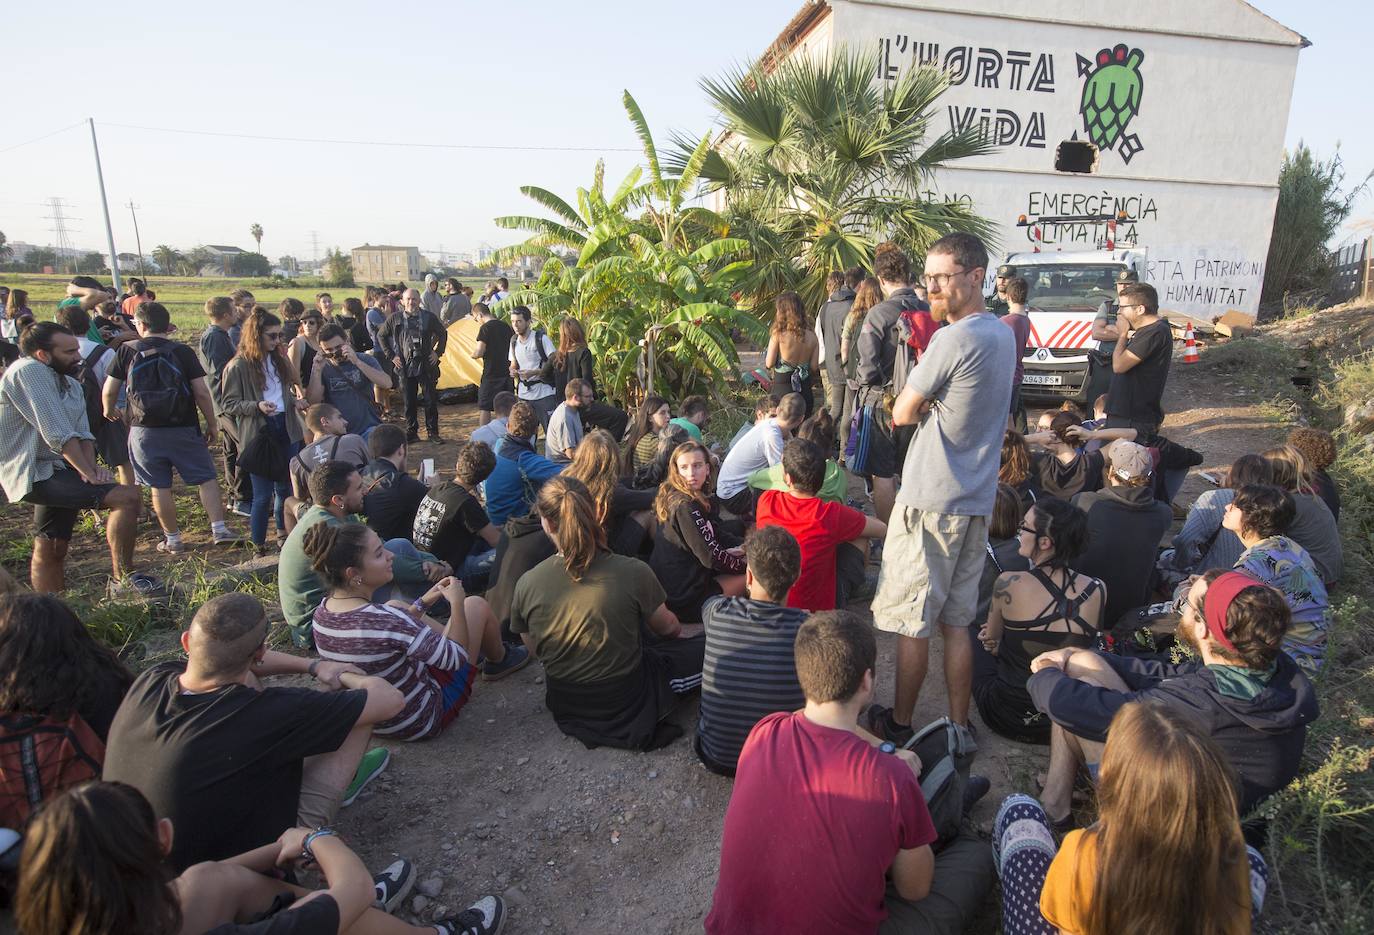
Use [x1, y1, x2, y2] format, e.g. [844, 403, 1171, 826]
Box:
[2, 0, 1370, 266]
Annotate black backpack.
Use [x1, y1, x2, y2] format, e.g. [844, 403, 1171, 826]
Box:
[903, 717, 978, 847]
[125, 341, 194, 427]
[74, 343, 110, 431]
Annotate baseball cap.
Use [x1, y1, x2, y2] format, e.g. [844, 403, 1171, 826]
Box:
[1106, 440, 1153, 480]
[1115, 269, 1139, 284]
[996, 264, 1016, 278]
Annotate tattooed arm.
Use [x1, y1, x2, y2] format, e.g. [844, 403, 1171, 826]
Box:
[981, 572, 1020, 653]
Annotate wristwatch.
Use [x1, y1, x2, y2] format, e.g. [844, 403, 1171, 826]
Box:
[879, 741, 897, 755]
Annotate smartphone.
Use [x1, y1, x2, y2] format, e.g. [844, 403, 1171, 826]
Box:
[419, 458, 435, 484]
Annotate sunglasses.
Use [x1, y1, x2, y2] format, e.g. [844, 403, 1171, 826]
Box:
[1017, 524, 1039, 537]
[264, 331, 283, 341]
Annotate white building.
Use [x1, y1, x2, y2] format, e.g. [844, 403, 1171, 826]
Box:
[762, 0, 1307, 319]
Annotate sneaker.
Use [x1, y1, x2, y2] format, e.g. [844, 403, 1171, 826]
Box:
[962, 775, 991, 816]
[342, 747, 390, 806]
[156, 539, 188, 554]
[428, 433, 445, 443]
[406, 432, 422, 444]
[482, 643, 531, 681]
[861, 703, 914, 746]
[372, 857, 415, 913]
[213, 527, 248, 545]
[435, 895, 506, 935]
[107, 571, 167, 599]
[231, 501, 253, 518]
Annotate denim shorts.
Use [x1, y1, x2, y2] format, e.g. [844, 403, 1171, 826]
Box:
[129, 425, 218, 488]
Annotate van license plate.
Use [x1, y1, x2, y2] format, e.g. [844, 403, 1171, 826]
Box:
[1022, 374, 1063, 386]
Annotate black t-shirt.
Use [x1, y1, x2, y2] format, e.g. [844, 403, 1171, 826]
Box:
[1106, 318, 1172, 428]
[361, 459, 431, 543]
[107, 336, 208, 429]
[204, 893, 340, 935]
[412, 480, 490, 568]
[477, 318, 514, 382]
[101, 663, 367, 872]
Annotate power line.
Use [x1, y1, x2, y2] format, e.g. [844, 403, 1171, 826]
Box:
[98, 121, 640, 154]
[0, 121, 86, 155]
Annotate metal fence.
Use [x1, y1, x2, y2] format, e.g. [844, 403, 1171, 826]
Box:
[1330, 237, 1373, 304]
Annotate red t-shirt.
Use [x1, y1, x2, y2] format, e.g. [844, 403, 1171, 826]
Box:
[756, 489, 867, 612]
[705, 712, 937, 935]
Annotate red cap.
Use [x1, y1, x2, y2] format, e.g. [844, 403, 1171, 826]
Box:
[1202, 572, 1263, 654]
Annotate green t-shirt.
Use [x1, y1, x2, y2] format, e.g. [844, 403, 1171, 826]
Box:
[748, 460, 848, 504]
[669, 417, 703, 443]
[510, 551, 666, 684]
[279, 507, 343, 643]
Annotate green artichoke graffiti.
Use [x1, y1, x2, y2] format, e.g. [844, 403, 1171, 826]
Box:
[1079, 44, 1145, 151]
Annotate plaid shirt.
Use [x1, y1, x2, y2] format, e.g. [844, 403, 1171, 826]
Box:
[0, 357, 94, 502]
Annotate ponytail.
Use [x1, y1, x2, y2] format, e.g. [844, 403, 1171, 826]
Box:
[302, 522, 372, 588]
[536, 476, 605, 581]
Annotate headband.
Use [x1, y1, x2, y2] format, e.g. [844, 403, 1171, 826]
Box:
[1201, 571, 1262, 654]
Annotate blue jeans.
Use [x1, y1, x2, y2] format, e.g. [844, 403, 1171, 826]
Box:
[249, 414, 300, 545]
[458, 542, 496, 592]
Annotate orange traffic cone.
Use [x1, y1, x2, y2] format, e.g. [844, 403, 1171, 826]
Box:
[1183, 324, 1199, 364]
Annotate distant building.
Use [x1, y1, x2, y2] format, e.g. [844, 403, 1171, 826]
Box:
[352, 244, 424, 283]
[200, 244, 246, 277]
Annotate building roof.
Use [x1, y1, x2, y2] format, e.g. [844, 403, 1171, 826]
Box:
[203, 244, 245, 254]
[351, 244, 420, 252]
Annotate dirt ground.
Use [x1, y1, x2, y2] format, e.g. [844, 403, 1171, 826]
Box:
[0, 350, 1294, 933]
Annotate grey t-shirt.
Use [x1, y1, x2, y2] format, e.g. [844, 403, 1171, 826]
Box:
[897, 312, 1014, 516]
[545, 402, 584, 463]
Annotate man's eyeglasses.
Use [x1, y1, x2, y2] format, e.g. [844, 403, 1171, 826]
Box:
[921, 268, 972, 290]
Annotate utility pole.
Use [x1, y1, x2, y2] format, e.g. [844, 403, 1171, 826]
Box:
[88, 118, 122, 295]
[126, 201, 146, 278]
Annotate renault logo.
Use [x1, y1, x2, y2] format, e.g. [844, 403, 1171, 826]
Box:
[1036, 348, 1050, 361]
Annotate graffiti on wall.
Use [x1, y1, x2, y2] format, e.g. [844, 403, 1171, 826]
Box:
[1076, 45, 1146, 163]
[1145, 254, 1263, 308]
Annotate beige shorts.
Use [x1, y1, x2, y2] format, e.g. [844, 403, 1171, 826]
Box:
[871, 507, 988, 639]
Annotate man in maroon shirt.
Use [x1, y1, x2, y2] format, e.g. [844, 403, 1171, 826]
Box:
[705, 611, 992, 935]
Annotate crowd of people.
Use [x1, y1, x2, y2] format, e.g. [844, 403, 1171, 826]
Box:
[0, 232, 1345, 933]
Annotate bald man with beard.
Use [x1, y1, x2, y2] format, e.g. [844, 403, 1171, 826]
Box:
[379, 288, 447, 443]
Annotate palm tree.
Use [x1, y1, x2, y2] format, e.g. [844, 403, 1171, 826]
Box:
[152, 244, 181, 275]
[676, 47, 998, 309]
[250, 223, 263, 253]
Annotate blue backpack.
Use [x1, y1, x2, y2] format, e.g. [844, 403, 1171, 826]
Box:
[126, 341, 194, 427]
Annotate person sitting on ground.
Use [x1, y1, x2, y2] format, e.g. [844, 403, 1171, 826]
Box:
[706, 610, 994, 935]
[1223, 483, 1332, 674]
[973, 485, 1033, 639]
[546, 377, 591, 463]
[0, 593, 133, 829]
[727, 393, 776, 454]
[650, 441, 747, 623]
[1071, 440, 1172, 630]
[756, 438, 886, 611]
[484, 399, 564, 528]
[993, 703, 1269, 935]
[412, 442, 502, 589]
[286, 403, 371, 533]
[1023, 411, 1135, 501]
[998, 430, 1039, 512]
[974, 498, 1103, 745]
[281, 461, 450, 647]
[512, 476, 704, 751]
[361, 424, 435, 544]
[563, 428, 657, 556]
[485, 509, 558, 643]
[1287, 426, 1340, 520]
[1027, 569, 1318, 823]
[695, 525, 809, 776]
[670, 395, 711, 443]
[748, 408, 848, 503]
[308, 524, 527, 741]
[626, 394, 672, 473]
[1158, 453, 1273, 588]
[716, 392, 806, 518]
[469, 389, 515, 450]
[0, 322, 154, 596]
[16, 780, 505, 935]
[630, 422, 691, 490]
[101, 593, 405, 872]
[1262, 445, 1342, 585]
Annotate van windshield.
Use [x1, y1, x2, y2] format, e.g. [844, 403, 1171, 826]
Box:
[1017, 264, 1121, 311]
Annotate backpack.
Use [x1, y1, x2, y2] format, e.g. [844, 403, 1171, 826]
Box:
[903, 716, 978, 847]
[74, 343, 111, 432]
[0, 712, 105, 828]
[509, 328, 550, 385]
[125, 341, 194, 428]
[886, 295, 930, 398]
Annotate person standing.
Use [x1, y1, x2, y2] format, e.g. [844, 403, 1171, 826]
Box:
[470, 302, 514, 427]
[0, 322, 154, 596]
[1001, 276, 1032, 429]
[551, 316, 628, 442]
[865, 232, 1015, 743]
[228, 288, 255, 348]
[198, 296, 253, 517]
[119, 278, 152, 318]
[986, 264, 1014, 314]
[420, 274, 444, 318]
[1089, 268, 1139, 354]
[102, 303, 244, 555]
[1105, 282, 1172, 441]
[379, 288, 447, 443]
[766, 291, 820, 417]
[441, 277, 471, 325]
[307, 324, 392, 440]
[815, 268, 860, 420]
[507, 305, 558, 429]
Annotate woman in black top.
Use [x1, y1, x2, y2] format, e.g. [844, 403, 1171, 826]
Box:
[648, 441, 746, 622]
[552, 316, 628, 441]
[972, 498, 1104, 745]
[564, 429, 657, 556]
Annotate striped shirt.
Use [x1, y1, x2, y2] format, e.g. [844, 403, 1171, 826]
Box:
[0, 357, 95, 502]
[697, 595, 808, 773]
[312, 601, 470, 740]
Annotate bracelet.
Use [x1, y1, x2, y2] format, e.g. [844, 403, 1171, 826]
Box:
[301, 827, 336, 862]
[308, 659, 321, 678]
